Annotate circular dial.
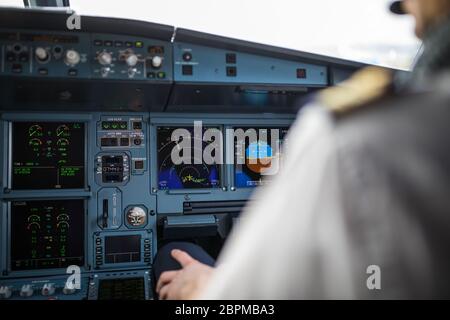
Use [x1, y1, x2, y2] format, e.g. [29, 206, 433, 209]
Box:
[28, 124, 43, 137]
[126, 54, 139, 67]
[126, 207, 147, 227]
[35, 47, 49, 62]
[64, 49, 81, 65]
[97, 51, 112, 65]
[151, 55, 163, 68]
[56, 124, 70, 137]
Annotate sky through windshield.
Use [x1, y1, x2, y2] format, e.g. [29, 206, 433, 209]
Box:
[1, 0, 421, 69]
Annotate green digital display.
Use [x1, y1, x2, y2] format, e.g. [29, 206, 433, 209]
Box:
[12, 122, 85, 189]
[11, 200, 84, 271]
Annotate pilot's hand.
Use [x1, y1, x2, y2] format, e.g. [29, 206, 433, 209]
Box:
[156, 249, 214, 300]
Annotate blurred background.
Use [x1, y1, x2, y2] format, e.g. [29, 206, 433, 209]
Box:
[1, 0, 421, 69]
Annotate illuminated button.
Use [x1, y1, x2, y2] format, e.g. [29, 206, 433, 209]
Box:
[135, 41, 144, 48]
[41, 283, 56, 296]
[20, 284, 34, 297]
[156, 72, 166, 79]
[125, 41, 133, 47]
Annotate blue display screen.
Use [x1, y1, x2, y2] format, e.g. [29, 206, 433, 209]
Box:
[234, 127, 288, 188]
[157, 126, 221, 190]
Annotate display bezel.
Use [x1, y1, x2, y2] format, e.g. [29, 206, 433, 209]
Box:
[232, 126, 289, 189]
[93, 230, 152, 270]
[7, 120, 89, 191]
[6, 198, 88, 275]
[156, 125, 224, 191]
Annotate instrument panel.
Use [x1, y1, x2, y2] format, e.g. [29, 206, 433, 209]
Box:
[0, 7, 365, 300]
[0, 112, 295, 300]
[0, 31, 172, 81]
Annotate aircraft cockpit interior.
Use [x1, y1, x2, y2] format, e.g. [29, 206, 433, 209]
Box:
[4, 0, 445, 305]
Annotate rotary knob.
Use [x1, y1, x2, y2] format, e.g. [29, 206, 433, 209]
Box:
[63, 282, 77, 295]
[0, 286, 12, 299]
[65, 49, 80, 65]
[41, 283, 56, 296]
[126, 54, 138, 67]
[20, 284, 34, 297]
[151, 55, 163, 68]
[97, 51, 112, 65]
[35, 47, 49, 63]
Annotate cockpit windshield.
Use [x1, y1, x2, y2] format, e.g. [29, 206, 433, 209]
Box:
[0, 0, 421, 70]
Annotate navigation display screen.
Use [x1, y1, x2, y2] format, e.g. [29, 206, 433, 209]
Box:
[10, 200, 85, 271]
[157, 126, 221, 190]
[234, 127, 288, 188]
[12, 122, 85, 189]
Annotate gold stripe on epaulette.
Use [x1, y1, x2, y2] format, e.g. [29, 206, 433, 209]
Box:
[319, 66, 393, 114]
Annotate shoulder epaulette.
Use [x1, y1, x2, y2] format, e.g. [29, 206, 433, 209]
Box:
[318, 66, 394, 114]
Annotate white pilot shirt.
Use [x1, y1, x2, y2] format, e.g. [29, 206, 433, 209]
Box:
[200, 101, 435, 299]
[200, 104, 356, 299]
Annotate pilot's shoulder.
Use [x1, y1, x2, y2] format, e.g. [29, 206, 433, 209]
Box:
[317, 66, 394, 115]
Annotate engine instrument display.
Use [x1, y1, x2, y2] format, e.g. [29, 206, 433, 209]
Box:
[234, 127, 288, 188]
[11, 122, 85, 189]
[157, 126, 221, 190]
[10, 200, 85, 271]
